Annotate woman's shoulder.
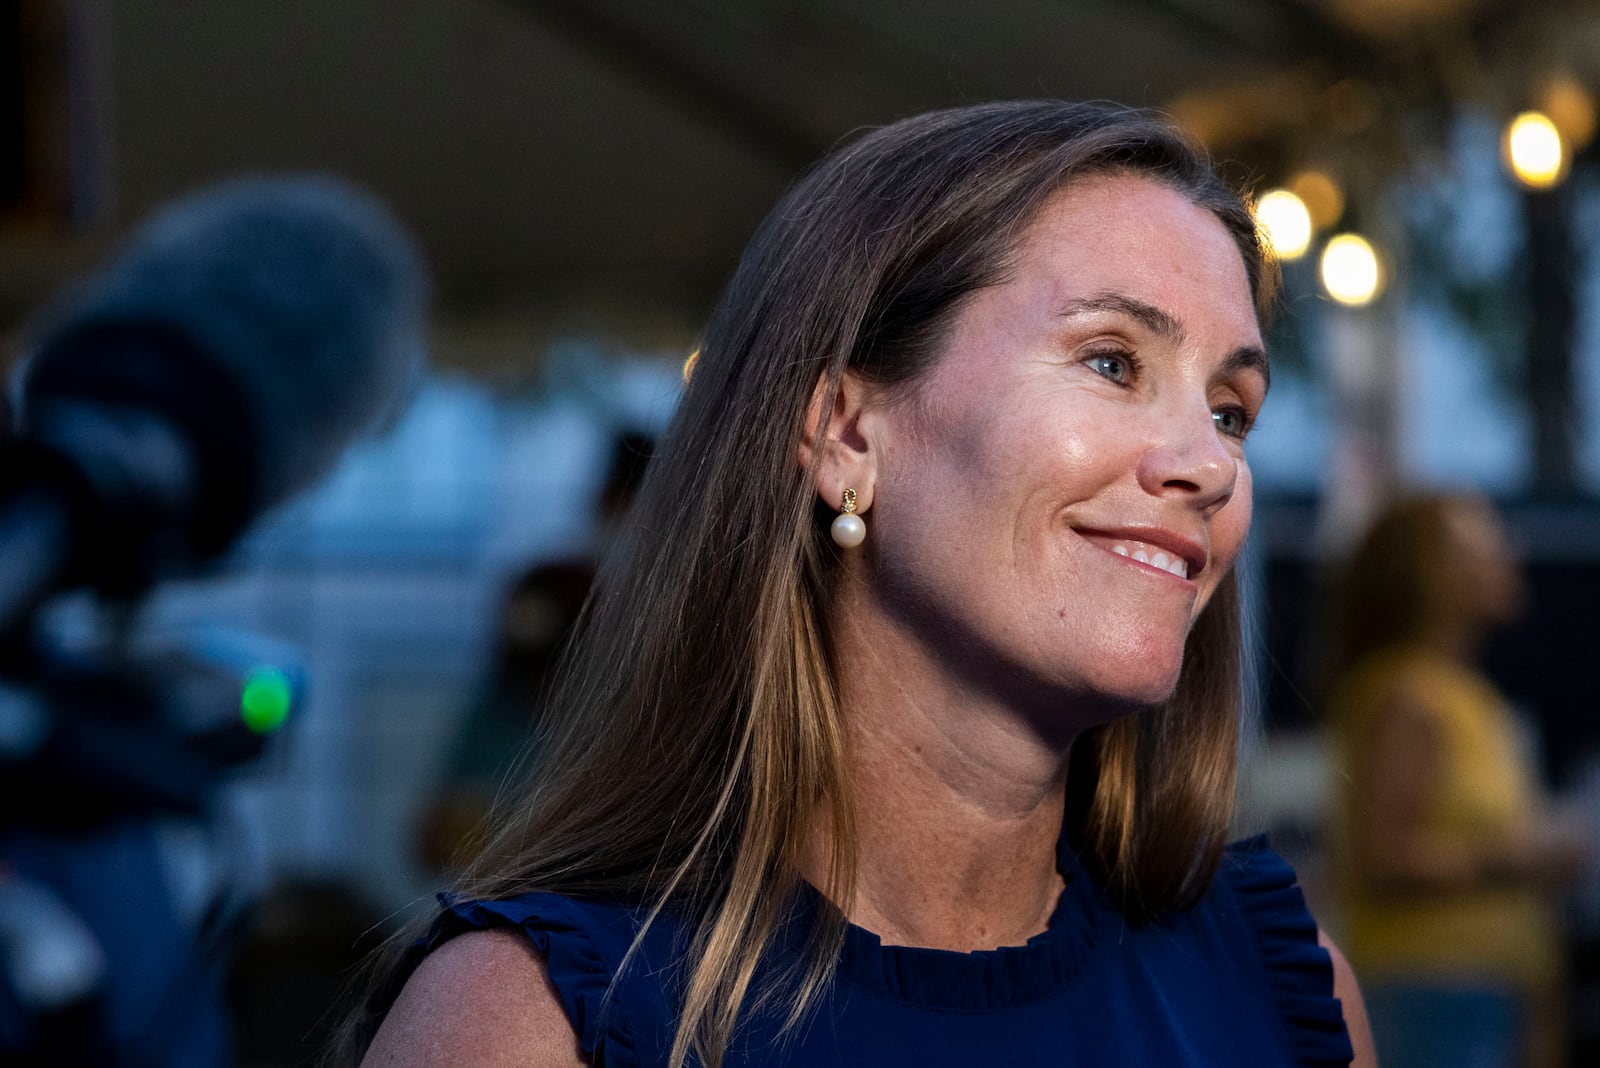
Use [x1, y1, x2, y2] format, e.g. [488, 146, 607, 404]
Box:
[364, 890, 681, 1068]
[1199, 837, 1356, 1067]
[1334, 645, 1485, 712]
[363, 928, 586, 1067]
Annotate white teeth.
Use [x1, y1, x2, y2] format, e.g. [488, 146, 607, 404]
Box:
[1107, 540, 1189, 579]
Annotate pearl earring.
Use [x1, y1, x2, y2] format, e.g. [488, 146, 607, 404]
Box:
[830, 488, 866, 548]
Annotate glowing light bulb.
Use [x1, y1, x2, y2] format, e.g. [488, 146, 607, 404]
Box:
[1320, 234, 1383, 306]
[1504, 112, 1566, 189]
[1254, 189, 1313, 260]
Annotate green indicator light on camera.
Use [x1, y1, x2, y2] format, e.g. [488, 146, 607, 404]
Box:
[241, 667, 293, 734]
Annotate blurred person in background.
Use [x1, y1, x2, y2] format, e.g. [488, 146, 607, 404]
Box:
[339, 101, 1373, 1067]
[415, 559, 595, 874]
[1327, 492, 1589, 1068]
[417, 431, 653, 875]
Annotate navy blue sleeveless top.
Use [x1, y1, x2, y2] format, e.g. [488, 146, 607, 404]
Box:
[421, 836, 1352, 1066]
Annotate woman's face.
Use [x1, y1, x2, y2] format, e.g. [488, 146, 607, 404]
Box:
[859, 174, 1266, 717]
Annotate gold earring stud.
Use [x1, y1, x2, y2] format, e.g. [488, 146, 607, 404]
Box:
[831, 488, 866, 548]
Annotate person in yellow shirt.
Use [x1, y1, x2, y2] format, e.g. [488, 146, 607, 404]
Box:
[1327, 493, 1588, 1067]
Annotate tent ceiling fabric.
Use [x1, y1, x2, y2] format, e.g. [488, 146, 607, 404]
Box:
[102, 0, 1303, 310]
[3, 0, 1595, 366]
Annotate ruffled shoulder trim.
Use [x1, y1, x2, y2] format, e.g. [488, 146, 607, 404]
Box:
[423, 891, 657, 1068]
[1222, 836, 1355, 1067]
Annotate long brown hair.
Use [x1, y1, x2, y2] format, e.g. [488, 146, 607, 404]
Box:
[334, 100, 1273, 1068]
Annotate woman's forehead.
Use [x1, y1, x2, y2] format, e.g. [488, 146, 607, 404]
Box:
[999, 176, 1260, 337]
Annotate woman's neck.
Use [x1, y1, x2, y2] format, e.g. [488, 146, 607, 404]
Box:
[803, 599, 1075, 952]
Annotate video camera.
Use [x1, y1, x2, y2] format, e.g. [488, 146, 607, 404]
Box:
[0, 176, 427, 1065]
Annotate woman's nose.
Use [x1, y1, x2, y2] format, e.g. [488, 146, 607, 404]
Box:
[1134, 407, 1238, 513]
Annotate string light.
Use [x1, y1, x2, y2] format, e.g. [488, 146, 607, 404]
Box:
[1288, 170, 1344, 231]
[1320, 234, 1383, 306]
[1541, 75, 1596, 150]
[1254, 189, 1313, 260]
[1503, 111, 1566, 189]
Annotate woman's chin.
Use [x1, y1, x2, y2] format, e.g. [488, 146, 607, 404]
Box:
[1076, 663, 1184, 718]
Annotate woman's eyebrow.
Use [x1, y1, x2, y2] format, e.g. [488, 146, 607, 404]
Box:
[1058, 293, 1184, 344]
[1060, 293, 1271, 390]
[1223, 345, 1271, 391]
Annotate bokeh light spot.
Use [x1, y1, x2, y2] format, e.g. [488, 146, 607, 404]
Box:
[1541, 76, 1596, 150]
[1504, 112, 1566, 189]
[1288, 170, 1344, 231]
[1255, 189, 1313, 260]
[1320, 234, 1383, 306]
[241, 667, 293, 734]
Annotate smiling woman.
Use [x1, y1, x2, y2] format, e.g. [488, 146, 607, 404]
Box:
[338, 101, 1371, 1068]
[833, 175, 1267, 724]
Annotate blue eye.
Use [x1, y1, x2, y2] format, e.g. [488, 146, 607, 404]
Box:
[1213, 406, 1251, 439]
[1086, 351, 1135, 384]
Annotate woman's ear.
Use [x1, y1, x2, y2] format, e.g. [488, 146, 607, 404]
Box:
[798, 372, 877, 514]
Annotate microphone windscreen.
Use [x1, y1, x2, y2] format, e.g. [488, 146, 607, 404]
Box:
[20, 176, 428, 551]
